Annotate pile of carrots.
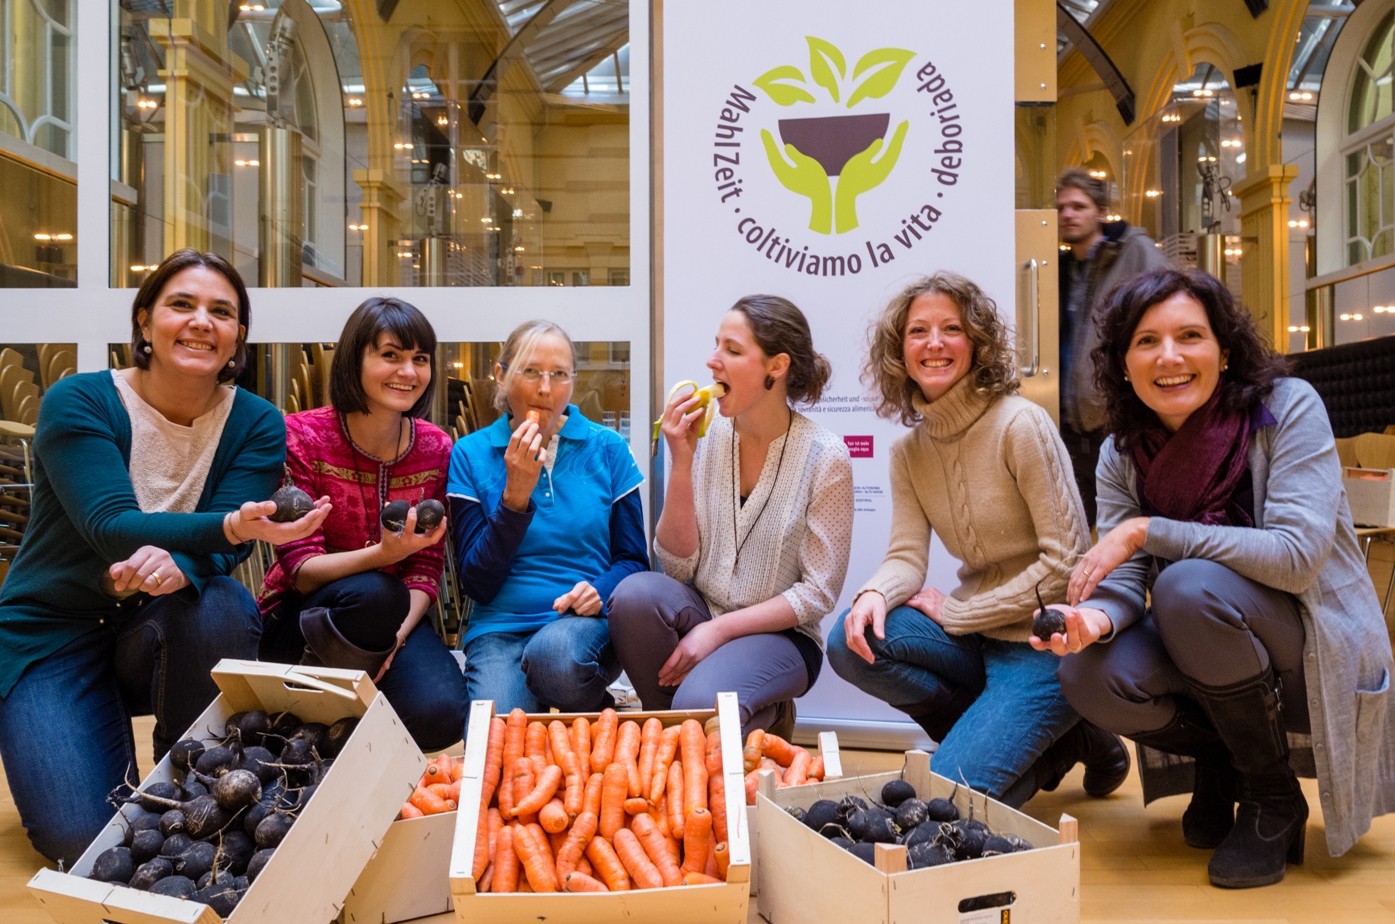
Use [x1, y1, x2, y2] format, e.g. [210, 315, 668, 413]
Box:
[400, 754, 464, 817]
[467, 708, 734, 893]
[741, 729, 829, 805]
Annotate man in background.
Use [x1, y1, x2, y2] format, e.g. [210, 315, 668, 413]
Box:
[1057, 168, 1167, 527]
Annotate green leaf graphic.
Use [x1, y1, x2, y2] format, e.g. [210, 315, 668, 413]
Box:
[847, 47, 916, 108]
[753, 65, 817, 107]
[806, 37, 846, 104]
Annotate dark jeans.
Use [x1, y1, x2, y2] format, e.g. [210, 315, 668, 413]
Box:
[0, 576, 260, 865]
[606, 571, 810, 738]
[827, 605, 1080, 807]
[1058, 559, 1309, 738]
[260, 571, 469, 752]
[463, 617, 620, 715]
[1061, 424, 1106, 529]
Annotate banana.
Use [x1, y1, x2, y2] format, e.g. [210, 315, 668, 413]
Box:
[651, 380, 728, 443]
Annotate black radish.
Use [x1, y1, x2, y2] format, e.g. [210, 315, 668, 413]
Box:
[174, 842, 216, 881]
[881, 779, 916, 808]
[380, 499, 410, 533]
[982, 835, 1014, 856]
[129, 812, 162, 836]
[785, 805, 806, 823]
[269, 476, 314, 523]
[130, 829, 164, 863]
[902, 823, 937, 848]
[321, 717, 358, 758]
[953, 825, 988, 861]
[196, 881, 245, 917]
[830, 836, 854, 851]
[136, 782, 181, 813]
[135, 792, 233, 840]
[159, 834, 193, 858]
[194, 745, 238, 777]
[158, 810, 186, 837]
[849, 842, 877, 865]
[909, 842, 955, 869]
[90, 846, 133, 883]
[212, 769, 262, 812]
[803, 800, 842, 837]
[894, 798, 929, 830]
[245, 848, 275, 882]
[150, 875, 197, 899]
[181, 779, 209, 800]
[229, 710, 271, 747]
[849, 806, 897, 844]
[1033, 579, 1066, 639]
[268, 710, 302, 741]
[215, 830, 256, 875]
[169, 739, 205, 774]
[291, 722, 330, 755]
[254, 811, 295, 850]
[239, 746, 278, 784]
[925, 797, 959, 822]
[414, 498, 445, 533]
[129, 857, 173, 890]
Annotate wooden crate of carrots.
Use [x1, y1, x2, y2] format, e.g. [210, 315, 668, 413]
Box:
[445, 693, 751, 924]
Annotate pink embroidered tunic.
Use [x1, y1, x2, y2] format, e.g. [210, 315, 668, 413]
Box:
[258, 407, 452, 618]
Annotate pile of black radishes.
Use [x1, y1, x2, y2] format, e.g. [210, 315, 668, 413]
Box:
[86, 709, 358, 914]
[791, 779, 1034, 871]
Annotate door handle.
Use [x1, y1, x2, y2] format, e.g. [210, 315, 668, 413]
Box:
[1021, 258, 1041, 377]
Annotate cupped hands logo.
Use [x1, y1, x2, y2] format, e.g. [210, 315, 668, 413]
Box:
[754, 37, 914, 234]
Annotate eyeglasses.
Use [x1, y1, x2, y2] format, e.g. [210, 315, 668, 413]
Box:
[500, 363, 572, 385]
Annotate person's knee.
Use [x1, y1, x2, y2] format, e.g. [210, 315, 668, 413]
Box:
[1151, 559, 1230, 627]
[338, 570, 413, 614]
[1057, 648, 1150, 733]
[606, 571, 669, 626]
[171, 577, 260, 657]
[29, 804, 109, 867]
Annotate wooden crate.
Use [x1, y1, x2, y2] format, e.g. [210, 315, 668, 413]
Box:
[447, 693, 751, 924]
[746, 730, 842, 898]
[756, 750, 1080, 924]
[343, 797, 457, 922]
[28, 660, 427, 924]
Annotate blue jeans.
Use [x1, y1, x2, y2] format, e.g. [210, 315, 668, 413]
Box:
[464, 616, 620, 714]
[828, 605, 1079, 806]
[260, 571, 470, 752]
[0, 576, 260, 864]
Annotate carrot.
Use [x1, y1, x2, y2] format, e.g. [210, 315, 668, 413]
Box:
[583, 771, 605, 817]
[545, 734, 553, 768]
[667, 759, 686, 839]
[615, 720, 643, 797]
[554, 810, 597, 877]
[427, 782, 454, 801]
[599, 762, 629, 839]
[481, 717, 506, 808]
[680, 719, 709, 818]
[564, 872, 609, 892]
[744, 770, 759, 806]
[500, 709, 528, 817]
[518, 879, 533, 893]
[425, 755, 453, 786]
[715, 841, 730, 879]
[478, 862, 495, 893]
[512, 823, 559, 893]
[631, 811, 684, 886]
[759, 757, 783, 784]
[705, 730, 723, 774]
[684, 871, 723, 886]
[539, 797, 569, 834]
[622, 797, 650, 816]
[781, 748, 812, 788]
[808, 756, 825, 781]
[549, 829, 567, 859]
[637, 717, 662, 800]
[410, 785, 451, 815]
[527, 822, 555, 864]
[400, 802, 423, 819]
[471, 804, 496, 879]
[576, 854, 594, 878]
[549, 720, 583, 818]
[515, 765, 564, 818]
[760, 733, 798, 766]
[681, 807, 712, 875]
[743, 729, 765, 772]
[488, 808, 504, 861]
[510, 758, 535, 812]
[585, 835, 630, 892]
[708, 773, 729, 846]
[613, 827, 664, 890]
[703, 832, 718, 878]
[492, 826, 519, 893]
[572, 716, 591, 771]
[650, 724, 683, 806]
[526, 721, 548, 774]
[590, 708, 618, 772]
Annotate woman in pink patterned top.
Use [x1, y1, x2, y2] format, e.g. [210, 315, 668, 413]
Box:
[258, 297, 469, 750]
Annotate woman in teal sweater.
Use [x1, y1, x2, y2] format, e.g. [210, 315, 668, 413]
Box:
[0, 250, 326, 865]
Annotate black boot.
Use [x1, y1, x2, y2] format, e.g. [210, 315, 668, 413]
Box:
[1034, 719, 1131, 796]
[901, 682, 977, 744]
[1187, 668, 1307, 889]
[1128, 699, 1239, 849]
[299, 607, 396, 676]
[766, 699, 797, 741]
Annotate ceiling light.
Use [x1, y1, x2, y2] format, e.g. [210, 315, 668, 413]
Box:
[1145, 189, 1162, 197]
[33, 233, 51, 241]
[54, 233, 72, 241]
[1355, 313, 1365, 321]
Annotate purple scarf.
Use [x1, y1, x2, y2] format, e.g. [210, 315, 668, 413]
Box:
[1130, 390, 1254, 527]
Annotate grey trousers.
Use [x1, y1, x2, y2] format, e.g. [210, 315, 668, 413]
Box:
[1058, 558, 1310, 737]
[606, 571, 809, 737]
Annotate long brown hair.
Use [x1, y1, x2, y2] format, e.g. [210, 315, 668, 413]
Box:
[130, 250, 250, 384]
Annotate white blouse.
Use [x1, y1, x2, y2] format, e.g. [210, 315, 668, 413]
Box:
[653, 411, 854, 648]
[112, 369, 236, 513]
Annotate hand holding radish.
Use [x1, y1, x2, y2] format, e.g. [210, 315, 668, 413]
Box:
[376, 506, 448, 564]
[843, 590, 887, 664]
[553, 580, 603, 616]
[105, 545, 188, 596]
[1029, 606, 1113, 656]
[228, 496, 332, 546]
[658, 619, 725, 687]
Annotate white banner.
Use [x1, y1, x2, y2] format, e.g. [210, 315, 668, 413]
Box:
[662, 1, 1015, 739]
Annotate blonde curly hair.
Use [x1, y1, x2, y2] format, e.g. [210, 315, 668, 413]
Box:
[862, 272, 1020, 427]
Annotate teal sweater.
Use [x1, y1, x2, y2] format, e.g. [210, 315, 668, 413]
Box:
[0, 372, 285, 698]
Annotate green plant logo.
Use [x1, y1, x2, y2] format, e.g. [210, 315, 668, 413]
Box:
[753, 37, 914, 234]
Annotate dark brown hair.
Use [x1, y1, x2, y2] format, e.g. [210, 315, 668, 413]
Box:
[330, 297, 438, 418]
[1091, 267, 1292, 451]
[863, 272, 1020, 427]
[131, 249, 250, 383]
[729, 295, 831, 407]
[1056, 167, 1108, 211]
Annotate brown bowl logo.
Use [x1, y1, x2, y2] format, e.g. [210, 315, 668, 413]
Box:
[778, 114, 891, 176]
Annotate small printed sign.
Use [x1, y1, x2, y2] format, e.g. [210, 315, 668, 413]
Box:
[843, 434, 874, 458]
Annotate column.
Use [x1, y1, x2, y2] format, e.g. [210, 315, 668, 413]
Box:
[1234, 164, 1300, 352]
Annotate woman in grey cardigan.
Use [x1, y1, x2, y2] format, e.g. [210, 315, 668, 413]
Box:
[1039, 268, 1394, 889]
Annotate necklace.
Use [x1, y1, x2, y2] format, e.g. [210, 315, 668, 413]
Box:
[341, 413, 410, 545]
[732, 408, 793, 566]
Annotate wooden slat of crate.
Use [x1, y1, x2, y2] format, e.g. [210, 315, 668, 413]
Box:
[446, 694, 751, 924]
[343, 811, 456, 923]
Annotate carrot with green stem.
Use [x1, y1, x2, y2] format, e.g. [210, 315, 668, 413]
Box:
[613, 827, 664, 890]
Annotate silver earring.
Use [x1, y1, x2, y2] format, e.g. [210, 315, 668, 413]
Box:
[142, 344, 152, 354]
[227, 359, 235, 368]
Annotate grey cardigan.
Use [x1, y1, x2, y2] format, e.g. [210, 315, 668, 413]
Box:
[1088, 377, 1395, 857]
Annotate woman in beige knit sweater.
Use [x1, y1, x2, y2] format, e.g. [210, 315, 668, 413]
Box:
[827, 271, 1126, 807]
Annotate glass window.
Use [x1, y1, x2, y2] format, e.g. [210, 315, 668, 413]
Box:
[1350, 12, 1395, 135]
[114, 0, 630, 288]
[1344, 12, 1395, 268]
[0, 0, 74, 287]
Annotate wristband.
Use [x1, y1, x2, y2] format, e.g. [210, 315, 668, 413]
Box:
[225, 511, 247, 544]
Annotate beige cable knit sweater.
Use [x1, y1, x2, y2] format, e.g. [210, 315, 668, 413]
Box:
[857, 375, 1089, 642]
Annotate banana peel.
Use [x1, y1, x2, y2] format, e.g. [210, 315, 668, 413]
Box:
[651, 380, 727, 454]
